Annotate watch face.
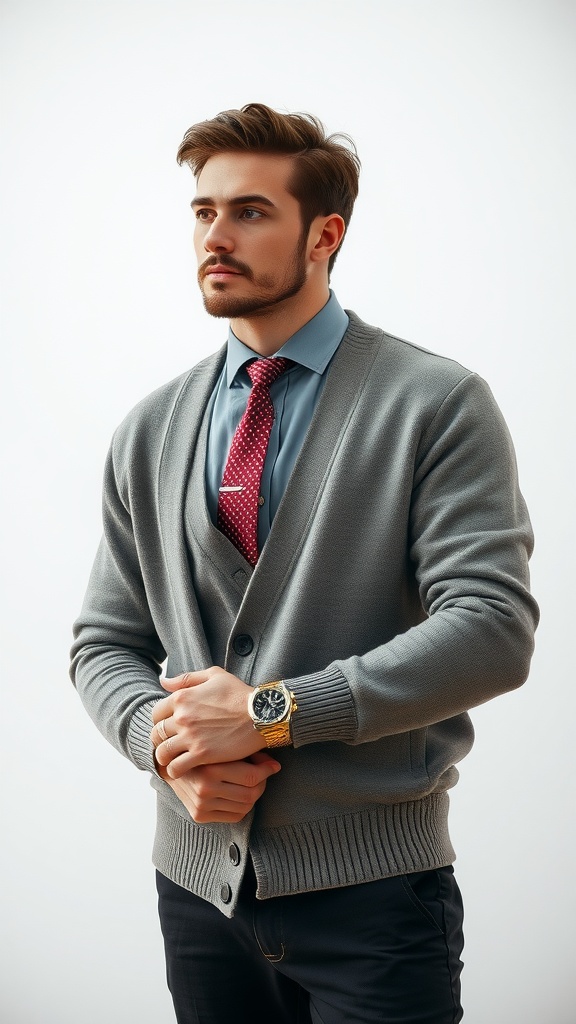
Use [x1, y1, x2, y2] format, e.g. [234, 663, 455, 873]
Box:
[253, 687, 288, 724]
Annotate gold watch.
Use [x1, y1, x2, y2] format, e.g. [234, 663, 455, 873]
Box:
[248, 681, 297, 748]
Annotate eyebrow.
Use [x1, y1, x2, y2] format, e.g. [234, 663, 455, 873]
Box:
[191, 193, 277, 209]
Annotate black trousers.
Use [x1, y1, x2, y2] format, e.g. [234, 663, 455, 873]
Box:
[156, 861, 464, 1024]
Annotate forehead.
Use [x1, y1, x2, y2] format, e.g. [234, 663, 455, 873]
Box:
[195, 151, 298, 206]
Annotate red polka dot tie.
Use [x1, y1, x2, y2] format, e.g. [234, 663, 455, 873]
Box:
[217, 357, 292, 566]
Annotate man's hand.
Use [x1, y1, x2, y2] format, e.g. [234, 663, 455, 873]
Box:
[156, 752, 281, 823]
[151, 666, 266, 778]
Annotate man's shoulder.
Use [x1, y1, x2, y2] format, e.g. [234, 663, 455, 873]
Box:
[344, 311, 475, 396]
[346, 311, 472, 379]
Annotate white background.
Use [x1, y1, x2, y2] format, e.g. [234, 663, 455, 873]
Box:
[1, 1, 574, 1022]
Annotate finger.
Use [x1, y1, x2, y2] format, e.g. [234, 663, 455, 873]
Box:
[196, 779, 267, 809]
[152, 696, 174, 724]
[151, 716, 176, 749]
[247, 750, 282, 771]
[166, 757, 276, 785]
[151, 719, 166, 747]
[160, 670, 211, 692]
[172, 784, 260, 823]
[165, 752, 200, 778]
[193, 758, 280, 787]
[232, 758, 282, 786]
[155, 734, 191, 768]
[188, 775, 269, 820]
[162, 766, 267, 824]
[191, 806, 256, 824]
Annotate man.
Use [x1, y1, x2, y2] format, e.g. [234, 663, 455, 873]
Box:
[71, 103, 538, 1024]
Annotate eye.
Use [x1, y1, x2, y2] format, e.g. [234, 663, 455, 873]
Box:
[193, 208, 214, 222]
[240, 208, 263, 220]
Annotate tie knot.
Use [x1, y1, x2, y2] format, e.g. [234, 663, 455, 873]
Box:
[246, 357, 292, 390]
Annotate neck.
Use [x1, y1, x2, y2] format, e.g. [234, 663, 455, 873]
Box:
[230, 283, 330, 356]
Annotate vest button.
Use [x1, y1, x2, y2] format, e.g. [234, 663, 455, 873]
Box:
[233, 634, 253, 656]
[220, 883, 232, 904]
[228, 843, 241, 866]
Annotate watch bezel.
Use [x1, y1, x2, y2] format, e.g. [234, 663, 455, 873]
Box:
[248, 682, 291, 727]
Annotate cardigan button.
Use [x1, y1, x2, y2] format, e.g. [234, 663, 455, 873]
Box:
[220, 883, 232, 904]
[228, 843, 241, 866]
[233, 634, 253, 656]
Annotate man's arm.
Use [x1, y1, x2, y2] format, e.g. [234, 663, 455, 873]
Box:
[71, 439, 277, 821]
[287, 371, 538, 748]
[70, 440, 167, 774]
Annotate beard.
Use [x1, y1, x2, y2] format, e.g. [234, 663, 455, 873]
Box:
[198, 234, 308, 319]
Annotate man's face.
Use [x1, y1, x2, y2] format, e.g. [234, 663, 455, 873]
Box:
[192, 152, 309, 319]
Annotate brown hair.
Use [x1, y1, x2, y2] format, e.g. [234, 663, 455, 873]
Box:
[177, 102, 360, 273]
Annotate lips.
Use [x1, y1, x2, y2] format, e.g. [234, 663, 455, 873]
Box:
[199, 256, 251, 285]
[201, 261, 245, 285]
[205, 265, 241, 276]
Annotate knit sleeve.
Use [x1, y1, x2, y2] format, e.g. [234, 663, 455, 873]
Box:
[70, 435, 165, 773]
[287, 372, 538, 747]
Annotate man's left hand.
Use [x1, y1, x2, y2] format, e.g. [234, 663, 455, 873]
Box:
[151, 667, 266, 778]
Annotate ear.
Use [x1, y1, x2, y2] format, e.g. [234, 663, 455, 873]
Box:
[308, 214, 346, 265]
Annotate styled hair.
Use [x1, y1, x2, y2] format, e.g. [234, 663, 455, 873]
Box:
[177, 102, 360, 273]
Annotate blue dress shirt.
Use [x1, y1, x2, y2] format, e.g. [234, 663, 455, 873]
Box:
[205, 292, 349, 552]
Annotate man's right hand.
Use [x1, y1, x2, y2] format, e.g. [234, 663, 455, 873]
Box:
[156, 750, 281, 823]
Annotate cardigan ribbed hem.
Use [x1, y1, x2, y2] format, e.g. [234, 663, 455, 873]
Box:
[250, 793, 455, 898]
[151, 791, 455, 916]
[153, 796, 253, 917]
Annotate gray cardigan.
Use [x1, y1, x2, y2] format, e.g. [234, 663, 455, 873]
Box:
[71, 313, 538, 916]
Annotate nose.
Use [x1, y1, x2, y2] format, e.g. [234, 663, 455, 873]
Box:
[202, 216, 234, 254]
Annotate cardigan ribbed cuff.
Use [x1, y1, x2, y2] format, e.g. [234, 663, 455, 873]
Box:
[127, 698, 160, 773]
[286, 667, 358, 746]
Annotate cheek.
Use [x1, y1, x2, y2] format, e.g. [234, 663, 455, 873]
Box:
[256, 237, 290, 267]
[193, 227, 206, 262]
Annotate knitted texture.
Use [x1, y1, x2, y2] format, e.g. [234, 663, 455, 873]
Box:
[70, 313, 538, 916]
[217, 358, 291, 565]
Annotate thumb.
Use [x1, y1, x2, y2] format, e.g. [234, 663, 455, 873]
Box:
[247, 750, 282, 774]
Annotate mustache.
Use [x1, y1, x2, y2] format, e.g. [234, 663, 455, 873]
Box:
[198, 255, 253, 280]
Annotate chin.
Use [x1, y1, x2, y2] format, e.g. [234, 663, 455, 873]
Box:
[202, 293, 264, 319]
[201, 276, 307, 320]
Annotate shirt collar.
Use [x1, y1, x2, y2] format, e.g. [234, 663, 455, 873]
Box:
[225, 291, 349, 386]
